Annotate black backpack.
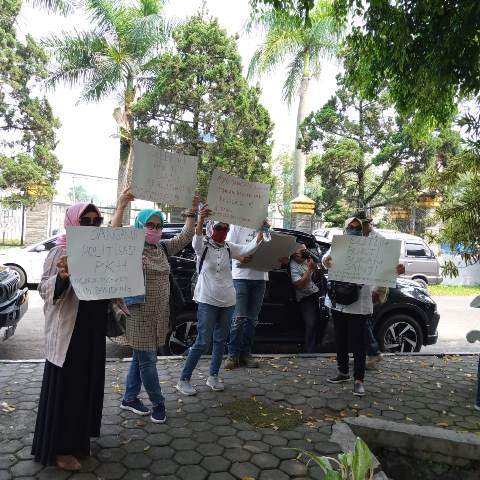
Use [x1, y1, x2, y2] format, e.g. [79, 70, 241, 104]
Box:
[190, 243, 232, 298]
[327, 280, 363, 308]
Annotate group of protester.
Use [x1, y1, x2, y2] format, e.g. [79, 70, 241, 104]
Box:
[30, 191, 478, 472]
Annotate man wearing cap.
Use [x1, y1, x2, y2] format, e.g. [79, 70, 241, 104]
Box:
[322, 213, 404, 396]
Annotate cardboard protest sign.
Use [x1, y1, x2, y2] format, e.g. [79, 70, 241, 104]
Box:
[240, 231, 298, 272]
[328, 234, 402, 288]
[206, 169, 270, 229]
[130, 140, 198, 207]
[66, 226, 145, 300]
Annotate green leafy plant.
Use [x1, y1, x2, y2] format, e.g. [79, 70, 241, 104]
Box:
[296, 437, 375, 480]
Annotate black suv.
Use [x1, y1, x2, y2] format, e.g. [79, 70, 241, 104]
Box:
[162, 226, 440, 355]
[0, 265, 28, 341]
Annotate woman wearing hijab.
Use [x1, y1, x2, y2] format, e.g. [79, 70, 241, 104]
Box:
[31, 203, 107, 471]
[111, 189, 203, 423]
[176, 209, 265, 396]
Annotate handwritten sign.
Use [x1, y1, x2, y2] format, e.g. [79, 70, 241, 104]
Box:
[328, 235, 402, 288]
[206, 169, 270, 229]
[130, 140, 198, 207]
[240, 231, 298, 272]
[66, 226, 145, 300]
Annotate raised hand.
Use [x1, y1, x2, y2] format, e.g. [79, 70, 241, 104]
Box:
[57, 255, 70, 280]
[118, 188, 134, 209]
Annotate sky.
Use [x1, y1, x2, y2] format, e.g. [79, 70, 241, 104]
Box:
[17, 0, 340, 206]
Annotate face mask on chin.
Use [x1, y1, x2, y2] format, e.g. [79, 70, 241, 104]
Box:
[211, 229, 228, 243]
[145, 228, 162, 245]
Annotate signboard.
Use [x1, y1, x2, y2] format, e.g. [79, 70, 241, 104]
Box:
[206, 169, 270, 229]
[66, 226, 145, 300]
[239, 231, 298, 272]
[328, 235, 402, 288]
[130, 140, 198, 207]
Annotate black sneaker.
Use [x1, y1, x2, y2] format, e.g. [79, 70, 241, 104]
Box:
[353, 382, 365, 397]
[327, 373, 351, 384]
[120, 398, 150, 416]
[151, 404, 167, 424]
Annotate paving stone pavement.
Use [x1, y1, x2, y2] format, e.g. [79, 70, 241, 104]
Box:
[0, 354, 479, 479]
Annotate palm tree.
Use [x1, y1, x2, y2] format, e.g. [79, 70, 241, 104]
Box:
[43, 0, 171, 204]
[248, 0, 341, 197]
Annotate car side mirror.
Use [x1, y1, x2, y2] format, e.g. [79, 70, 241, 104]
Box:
[35, 245, 46, 252]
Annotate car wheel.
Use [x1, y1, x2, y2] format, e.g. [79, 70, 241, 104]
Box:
[166, 320, 198, 355]
[377, 314, 423, 353]
[413, 277, 428, 289]
[7, 265, 27, 289]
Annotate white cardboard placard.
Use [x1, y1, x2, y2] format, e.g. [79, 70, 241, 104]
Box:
[239, 231, 298, 272]
[206, 169, 270, 229]
[130, 140, 198, 207]
[66, 226, 145, 300]
[328, 234, 402, 288]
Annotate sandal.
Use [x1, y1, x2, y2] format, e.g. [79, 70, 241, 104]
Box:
[56, 455, 81, 471]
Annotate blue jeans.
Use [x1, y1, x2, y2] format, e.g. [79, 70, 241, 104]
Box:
[124, 350, 165, 406]
[366, 315, 380, 356]
[228, 280, 266, 357]
[180, 303, 235, 381]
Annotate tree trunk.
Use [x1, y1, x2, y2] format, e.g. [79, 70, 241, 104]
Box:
[293, 54, 311, 198]
[117, 76, 135, 225]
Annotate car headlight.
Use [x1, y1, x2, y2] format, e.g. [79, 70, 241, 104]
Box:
[400, 285, 436, 304]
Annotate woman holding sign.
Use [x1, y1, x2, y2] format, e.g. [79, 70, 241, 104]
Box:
[32, 203, 107, 471]
[175, 211, 265, 396]
[111, 190, 202, 424]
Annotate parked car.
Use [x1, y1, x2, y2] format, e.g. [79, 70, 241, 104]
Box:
[375, 230, 443, 288]
[161, 226, 440, 355]
[0, 265, 28, 341]
[0, 236, 60, 288]
[313, 227, 344, 242]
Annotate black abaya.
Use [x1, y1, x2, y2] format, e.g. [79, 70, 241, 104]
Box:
[32, 297, 108, 466]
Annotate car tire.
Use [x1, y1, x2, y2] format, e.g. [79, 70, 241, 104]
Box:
[412, 277, 428, 289]
[7, 265, 27, 289]
[166, 320, 198, 356]
[377, 314, 424, 353]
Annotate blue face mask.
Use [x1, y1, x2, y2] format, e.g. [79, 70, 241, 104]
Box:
[346, 228, 362, 236]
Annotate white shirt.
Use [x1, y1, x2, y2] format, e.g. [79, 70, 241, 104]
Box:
[227, 225, 269, 281]
[192, 234, 260, 307]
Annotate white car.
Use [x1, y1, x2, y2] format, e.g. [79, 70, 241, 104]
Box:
[0, 236, 60, 288]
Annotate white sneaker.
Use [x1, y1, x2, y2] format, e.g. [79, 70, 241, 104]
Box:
[206, 375, 224, 391]
[175, 380, 197, 396]
[466, 330, 480, 343]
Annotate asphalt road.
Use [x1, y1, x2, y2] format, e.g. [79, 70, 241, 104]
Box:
[0, 291, 478, 360]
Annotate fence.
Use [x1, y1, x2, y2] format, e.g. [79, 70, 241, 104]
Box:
[0, 206, 24, 245]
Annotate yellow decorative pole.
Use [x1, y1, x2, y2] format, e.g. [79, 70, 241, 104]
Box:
[290, 194, 315, 233]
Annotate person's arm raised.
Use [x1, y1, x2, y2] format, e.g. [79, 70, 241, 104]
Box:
[111, 188, 134, 227]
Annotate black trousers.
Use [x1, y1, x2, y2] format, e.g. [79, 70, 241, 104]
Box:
[331, 309, 368, 381]
[299, 292, 327, 353]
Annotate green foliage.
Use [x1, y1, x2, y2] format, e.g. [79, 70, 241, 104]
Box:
[299, 78, 460, 218]
[133, 16, 274, 198]
[68, 185, 98, 204]
[249, 0, 315, 26]
[0, 0, 61, 207]
[43, 0, 172, 191]
[296, 437, 374, 479]
[334, 0, 480, 131]
[248, 0, 341, 104]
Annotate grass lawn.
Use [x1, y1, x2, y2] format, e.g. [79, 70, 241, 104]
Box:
[428, 284, 480, 296]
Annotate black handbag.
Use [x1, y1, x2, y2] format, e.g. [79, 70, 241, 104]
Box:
[106, 299, 129, 338]
[327, 281, 362, 307]
[160, 242, 186, 316]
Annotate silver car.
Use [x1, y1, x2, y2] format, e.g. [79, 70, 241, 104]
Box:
[376, 230, 443, 287]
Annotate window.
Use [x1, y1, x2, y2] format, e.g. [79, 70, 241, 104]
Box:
[406, 243, 429, 257]
[44, 240, 57, 251]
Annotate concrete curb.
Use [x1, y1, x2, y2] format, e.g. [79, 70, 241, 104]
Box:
[345, 417, 480, 466]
